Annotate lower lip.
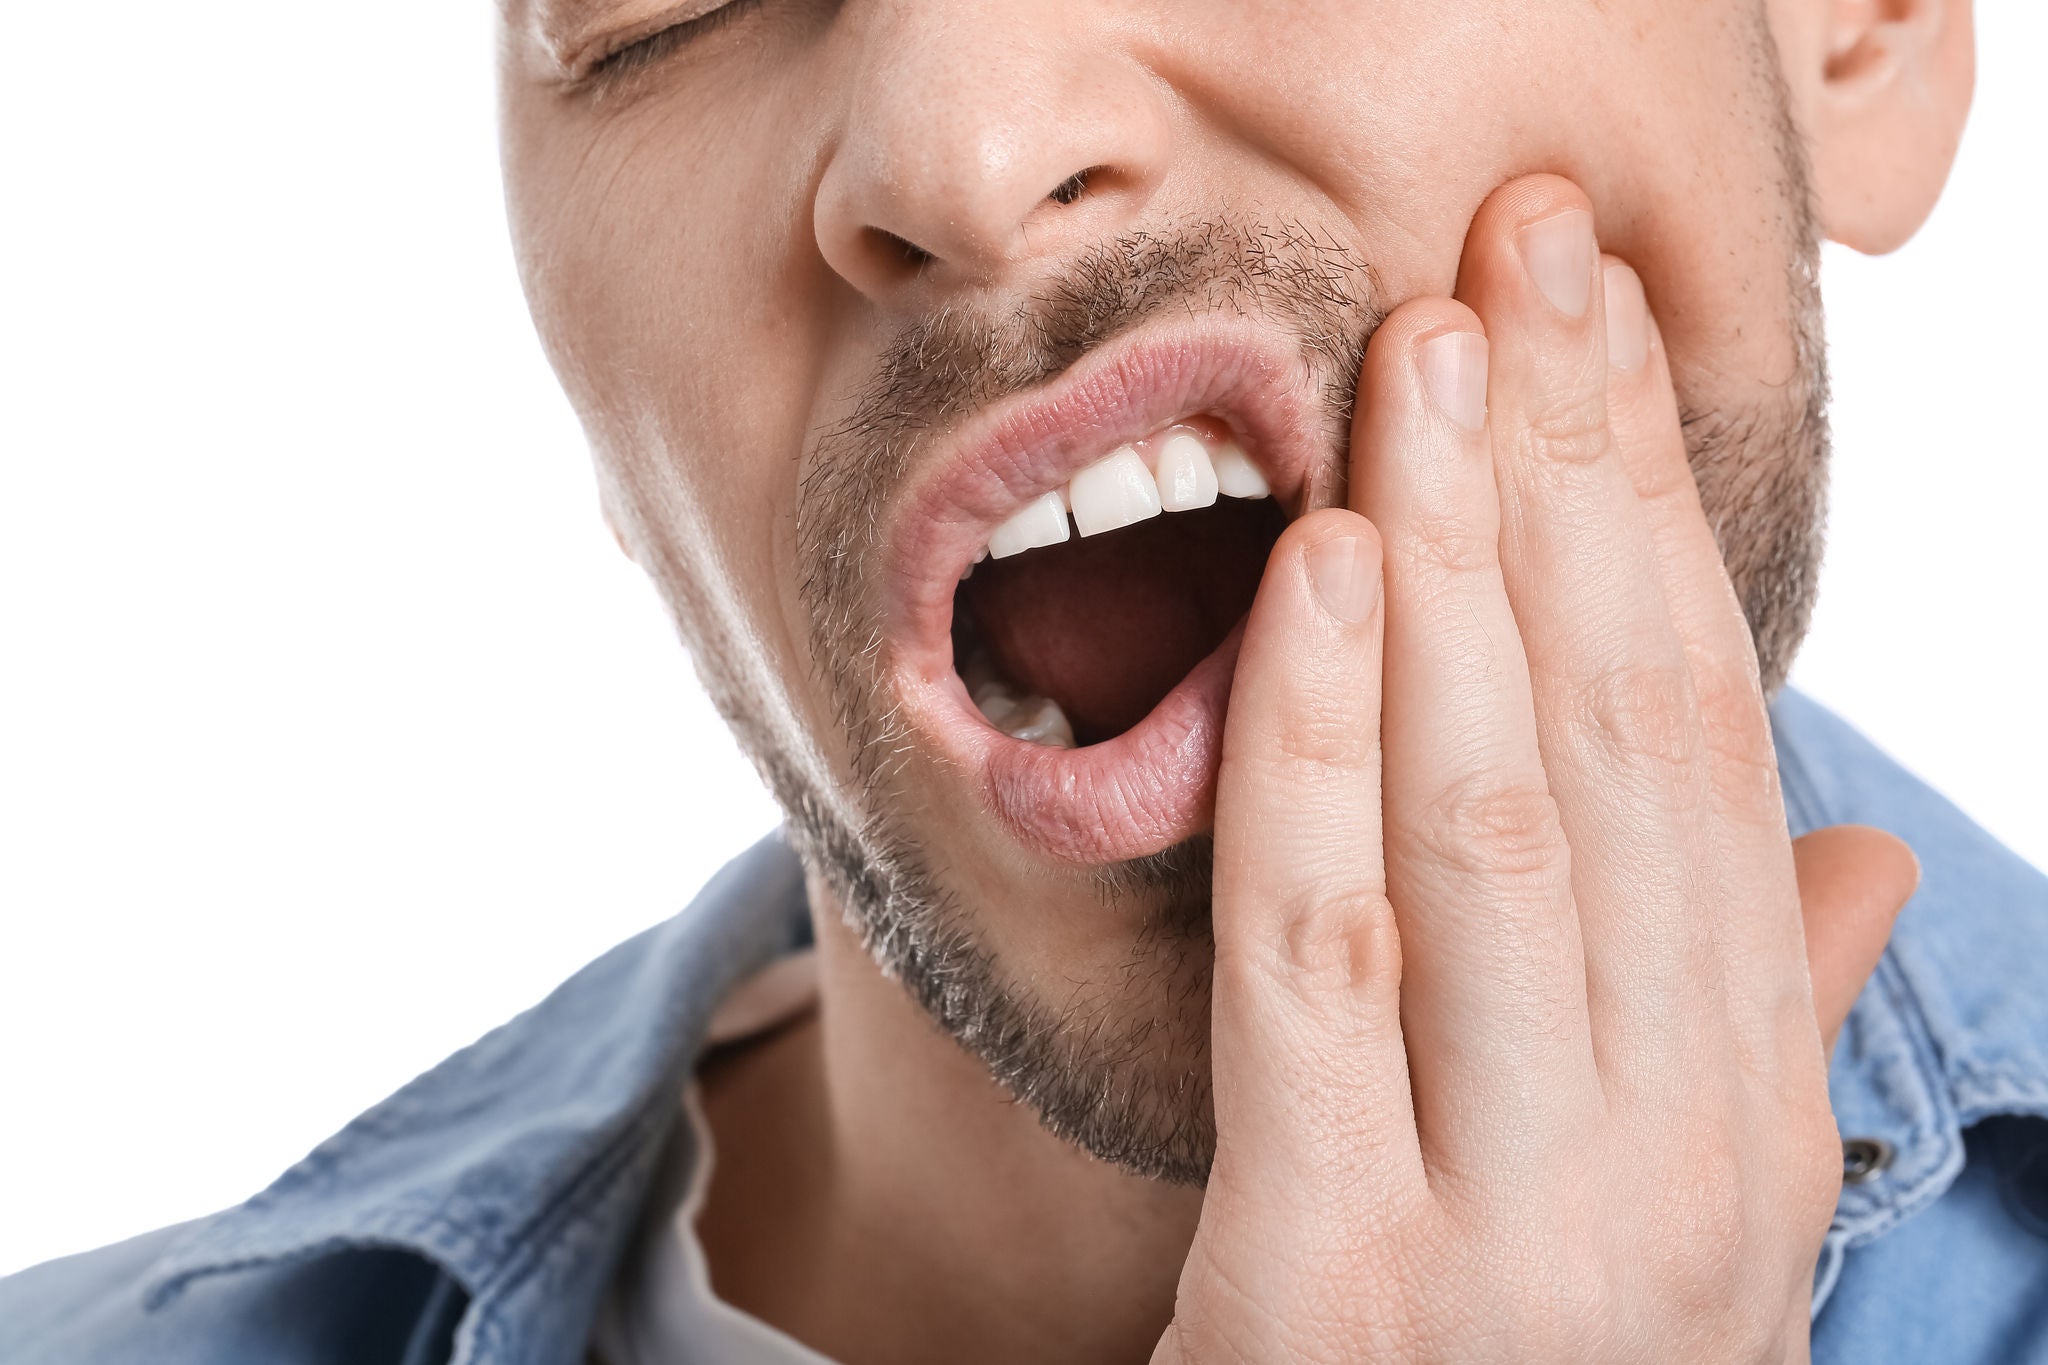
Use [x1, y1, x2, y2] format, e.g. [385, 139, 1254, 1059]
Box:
[912, 620, 1245, 865]
[882, 319, 1318, 867]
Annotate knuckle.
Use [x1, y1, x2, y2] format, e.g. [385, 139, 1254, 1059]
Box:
[1396, 511, 1500, 579]
[1270, 707, 1379, 775]
[1779, 1105, 1846, 1237]
[1628, 440, 1699, 508]
[1412, 772, 1569, 883]
[1691, 656, 1771, 759]
[1641, 1146, 1756, 1329]
[1271, 883, 1402, 1001]
[1517, 386, 1615, 468]
[1641, 1105, 1833, 1347]
[1578, 661, 1701, 772]
[1691, 659, 1783, 799]
[1662, 1139, 1750, 1270]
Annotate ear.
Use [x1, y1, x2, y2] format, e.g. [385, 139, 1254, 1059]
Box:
[1800, 0, 1976, 254]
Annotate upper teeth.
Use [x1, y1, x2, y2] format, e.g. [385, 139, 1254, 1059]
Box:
[1069, 446, 1161, 536]
[985, 489, 1070, 559]
[1212, 442, 1271, 499]
[983, 423, 1267, 561]
[1154, 431, 1220, 512]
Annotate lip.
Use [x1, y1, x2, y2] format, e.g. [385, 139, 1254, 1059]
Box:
[883, 314, 1331, 865]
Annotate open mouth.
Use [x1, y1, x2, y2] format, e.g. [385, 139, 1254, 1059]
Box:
[884, 320, 1329, 865]
[955, 419, 1287, 749]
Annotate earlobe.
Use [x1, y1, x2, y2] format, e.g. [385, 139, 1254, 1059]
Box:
[1806, 0, 1975, 254]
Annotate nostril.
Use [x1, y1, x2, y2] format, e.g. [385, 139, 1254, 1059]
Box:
[1047, 167, 1102, 207]
[864, 226, 935, 271]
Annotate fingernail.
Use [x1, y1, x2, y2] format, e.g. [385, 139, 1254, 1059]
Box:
[1603, 263, 1648, 372]
[1517, 209, 1595, 318]
[1415, 330, 1488, 433]
[1305, 533, 1380, 624]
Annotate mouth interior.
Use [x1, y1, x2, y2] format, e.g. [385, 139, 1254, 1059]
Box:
[953, 496, 1287, 746]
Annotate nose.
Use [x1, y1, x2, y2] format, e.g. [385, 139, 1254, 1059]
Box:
[813, 7, 1171, 301]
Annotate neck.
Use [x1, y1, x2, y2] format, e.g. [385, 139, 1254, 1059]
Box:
[695, 876, 1202, 1365]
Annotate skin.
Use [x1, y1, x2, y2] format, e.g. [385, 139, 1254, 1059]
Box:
[498, 0, 1972, 1360]
[1175, 182, 1897, 1364]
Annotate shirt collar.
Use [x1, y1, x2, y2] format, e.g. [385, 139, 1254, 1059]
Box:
[141, 833, 810, 1355]
[140, 694, 2048, 1339]
[1771, 687, 2048, 1251]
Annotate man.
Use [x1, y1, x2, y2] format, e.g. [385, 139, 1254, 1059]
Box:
[5, 0, 2042, 1360]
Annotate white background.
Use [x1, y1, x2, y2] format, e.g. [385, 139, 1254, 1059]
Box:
[1, 3, 2042, 1279]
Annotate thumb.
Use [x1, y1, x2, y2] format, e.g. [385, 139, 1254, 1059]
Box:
[1792, 824, 1919, 1056]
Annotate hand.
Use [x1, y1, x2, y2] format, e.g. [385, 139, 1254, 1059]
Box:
[1162, 176, 1919, 1364]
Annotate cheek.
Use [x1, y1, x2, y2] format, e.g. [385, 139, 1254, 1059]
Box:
[1159, 0, 1801, 388]
[1142, 1, 1524, 295]
[503, 87, 844, 738]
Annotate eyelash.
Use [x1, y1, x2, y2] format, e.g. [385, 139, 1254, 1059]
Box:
[587, 0, 765, 83]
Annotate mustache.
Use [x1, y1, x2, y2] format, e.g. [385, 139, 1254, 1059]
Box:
[796, 217, 1385, 893]
[827, 218, 1382, 458]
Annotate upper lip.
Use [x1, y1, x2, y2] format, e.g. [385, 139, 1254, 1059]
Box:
[874, 312, 1335, 865]
[883, 312, 1331, 665]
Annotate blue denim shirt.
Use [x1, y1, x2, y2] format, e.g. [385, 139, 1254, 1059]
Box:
[4, 690, 2046, 1364]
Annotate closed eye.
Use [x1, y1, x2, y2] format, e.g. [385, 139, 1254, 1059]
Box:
[587, 0, 765, 83]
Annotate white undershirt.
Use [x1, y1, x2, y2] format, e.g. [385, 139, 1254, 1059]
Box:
[589, 951, 840, 1365]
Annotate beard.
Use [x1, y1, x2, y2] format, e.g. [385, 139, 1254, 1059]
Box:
[713, 98, 1829, 1189]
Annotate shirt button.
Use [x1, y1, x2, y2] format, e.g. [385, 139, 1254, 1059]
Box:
[1842, 1137, 1895, 1184]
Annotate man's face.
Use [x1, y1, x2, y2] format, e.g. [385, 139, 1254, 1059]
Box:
[500, 0, 1827, 1181]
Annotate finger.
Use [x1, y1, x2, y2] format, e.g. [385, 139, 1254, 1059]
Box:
[1349, 297, 1596, 1175]
[1209, 509, 1424, 1214]
[1454, 176, 1724, 1077]
[1793, 825, 1917, 1055]
[1598, 257, 1772, 749]
[1600, 264, 1846, 1058]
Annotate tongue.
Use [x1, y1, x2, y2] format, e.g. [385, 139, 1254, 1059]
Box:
[961, 501, 1281, 744]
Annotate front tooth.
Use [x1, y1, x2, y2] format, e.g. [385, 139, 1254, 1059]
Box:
[1154, 432, 1220, 512]
[1212, 439, 1270, 499]
[1002, 696, 1075, 748]
[987, 490, 1071, 559]
[1068, 446, 1162, 537]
